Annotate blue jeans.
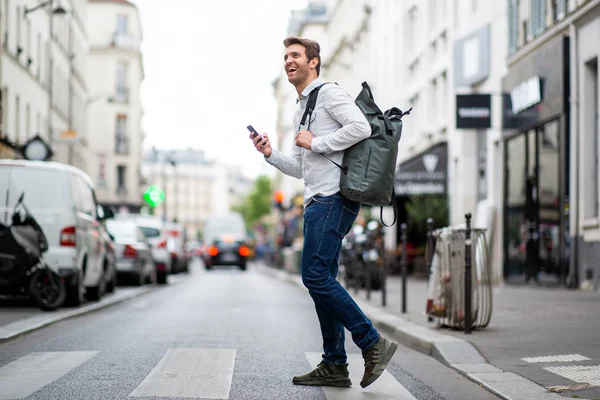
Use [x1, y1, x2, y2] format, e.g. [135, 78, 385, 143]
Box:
[301, 192, 380, 365]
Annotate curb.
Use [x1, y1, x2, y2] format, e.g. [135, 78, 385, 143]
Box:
[256, 264, 579, 400]
[0, 281, 174, 344]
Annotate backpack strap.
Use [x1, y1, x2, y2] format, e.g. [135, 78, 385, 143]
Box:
[380, 187, 398, 227]
[300, 83, 348, 173]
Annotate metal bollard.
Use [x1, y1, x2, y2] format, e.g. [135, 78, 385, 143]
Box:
[401, 223, 407, 314]
[464, 213, 472, 334]
[426, 218, 434, 322]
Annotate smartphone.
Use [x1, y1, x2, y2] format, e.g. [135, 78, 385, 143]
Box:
[246, 125, 261, 139]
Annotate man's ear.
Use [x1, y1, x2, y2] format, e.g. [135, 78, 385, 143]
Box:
[309, 57, 319, 71]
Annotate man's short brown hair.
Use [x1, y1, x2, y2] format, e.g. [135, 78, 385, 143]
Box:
[283, 36, 321, 76]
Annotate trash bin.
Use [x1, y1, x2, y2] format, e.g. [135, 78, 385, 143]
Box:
[426, 227, 492, 329]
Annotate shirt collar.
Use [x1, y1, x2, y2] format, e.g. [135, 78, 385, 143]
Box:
[296, 77, 326, 103]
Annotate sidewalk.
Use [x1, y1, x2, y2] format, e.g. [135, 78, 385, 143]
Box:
[256, 262, 600, 400]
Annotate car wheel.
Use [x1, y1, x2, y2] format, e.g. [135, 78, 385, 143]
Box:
[106, 269, 116, 293]
[157, 270, 168, 285]
[65, 270, 84, 307]
[240, 263, 247, 271]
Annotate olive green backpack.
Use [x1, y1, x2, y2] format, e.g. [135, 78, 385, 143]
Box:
[301, 82, 411, 226]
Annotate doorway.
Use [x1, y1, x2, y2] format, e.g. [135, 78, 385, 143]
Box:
[504, 119, 564, 283]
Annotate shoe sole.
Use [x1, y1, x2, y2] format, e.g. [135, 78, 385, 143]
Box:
[360, 341, 398, 388]
[292, 377, 352, 387]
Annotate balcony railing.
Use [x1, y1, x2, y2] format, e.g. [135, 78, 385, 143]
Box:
[115, 135, 129, 154]
[111, 32, 137, 51]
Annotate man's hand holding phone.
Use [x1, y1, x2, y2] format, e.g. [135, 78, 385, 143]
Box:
[247, 125, 272, 158]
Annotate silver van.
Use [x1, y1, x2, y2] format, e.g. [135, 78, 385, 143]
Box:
[0, 160, 110, 306]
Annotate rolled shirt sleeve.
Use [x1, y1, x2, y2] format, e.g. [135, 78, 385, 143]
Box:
[311, 86, 371, 154]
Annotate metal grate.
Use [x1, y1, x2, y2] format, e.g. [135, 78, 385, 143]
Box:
[545, 365, 600, 386]
[522, 354, 591, 363]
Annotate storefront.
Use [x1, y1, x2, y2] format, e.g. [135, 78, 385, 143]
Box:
[393, 142, 449, 275]
[501, 36, 570, 284]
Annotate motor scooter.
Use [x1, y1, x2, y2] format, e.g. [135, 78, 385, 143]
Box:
[0, 193, 66, 311]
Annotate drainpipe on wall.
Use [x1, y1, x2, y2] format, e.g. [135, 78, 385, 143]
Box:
[568, 22, 580, 289]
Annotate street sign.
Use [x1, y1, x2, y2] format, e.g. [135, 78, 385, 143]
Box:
[55, 129, 78, 143]
[143, 185, 165, 207]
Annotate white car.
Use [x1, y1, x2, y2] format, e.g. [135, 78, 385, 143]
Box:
[0, 160, 111, 306]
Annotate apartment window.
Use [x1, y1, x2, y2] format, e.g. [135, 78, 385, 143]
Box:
[16, 6, 21, 55]
[429, 0, 437, 31]
[430, 78, 438, 127]
[116, 165, 126, 194]
[530, 0, 546, 37]
[25, 104, 30, 140]
[508, 0, 519, 55]
[2, 88, 8, 137]
[36, 111, 40, 134]
[15, 95, 20, 143]
[115, 114, 128, 154]
[553, 0, 568, 22]
[3, 0, 8, 47]
[36, 33, 41, 78]
[116, 15, 128, 34]
[583, 58, 598, 219]
[115, 62, 128, 102]
[26, 19, 31, 63]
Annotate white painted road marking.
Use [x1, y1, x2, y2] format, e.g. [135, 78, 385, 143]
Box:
[545, 365, 600, 387]
[129, 348, 237, 399]
[0, 351, 98, 400]
[522, 354, 591, 363]
[306, 352, 417, 400]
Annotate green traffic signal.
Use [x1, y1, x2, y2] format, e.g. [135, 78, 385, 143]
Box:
[144, 185, 165, 207]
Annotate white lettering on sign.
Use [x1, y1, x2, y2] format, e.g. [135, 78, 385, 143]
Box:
[458, 107, 491, 118]
[510, 76, 542, 114]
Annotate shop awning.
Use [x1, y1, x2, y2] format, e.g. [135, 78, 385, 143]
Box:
[394, 142, 448, 196]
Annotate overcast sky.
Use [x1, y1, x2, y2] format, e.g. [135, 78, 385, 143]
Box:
[136, 0, 308, 179]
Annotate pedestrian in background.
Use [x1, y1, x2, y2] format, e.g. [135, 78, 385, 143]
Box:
[249, 36, 398, 389]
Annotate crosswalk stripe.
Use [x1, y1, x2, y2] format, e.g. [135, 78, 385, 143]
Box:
[129, 348, 237, 399]
[306, 352, 417, 400]
[0, 351, 98, 400]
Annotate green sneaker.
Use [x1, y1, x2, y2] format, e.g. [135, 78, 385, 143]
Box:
[360, 336, 398, 388]
[292, 362, 352, 387]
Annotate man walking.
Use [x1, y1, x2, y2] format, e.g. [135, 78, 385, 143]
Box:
[249, 37, 398, 389]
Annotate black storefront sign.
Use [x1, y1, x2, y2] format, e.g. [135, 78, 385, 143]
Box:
[456, 94, 492, 129]
[395, 142, 448, 196]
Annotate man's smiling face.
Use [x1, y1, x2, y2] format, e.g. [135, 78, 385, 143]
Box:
[284, 44, 312, 86]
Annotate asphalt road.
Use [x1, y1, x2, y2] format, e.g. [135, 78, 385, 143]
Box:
[0, 261, 500, 400]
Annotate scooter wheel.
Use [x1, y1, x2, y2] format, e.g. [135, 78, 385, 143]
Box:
[29, 269, 66, 311]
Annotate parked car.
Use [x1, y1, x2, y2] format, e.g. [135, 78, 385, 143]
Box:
[98, 221, 118, 293]
[202, 213, 249, 270]
[164, 222, 189, 273]
[123, 214, 172, 284]
[105, 219, 155, 285]
[0, 160, 110, 306]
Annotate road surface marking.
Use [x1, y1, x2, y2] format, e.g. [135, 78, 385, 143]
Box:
[522, 354, 590, 363]
[129, 348, 236, 398]
[0, 351, 98, 400]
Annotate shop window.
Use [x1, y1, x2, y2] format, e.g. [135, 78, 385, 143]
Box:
[583, 58, 598, 219]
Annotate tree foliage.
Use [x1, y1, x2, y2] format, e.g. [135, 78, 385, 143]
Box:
[233, 175, 273, 229]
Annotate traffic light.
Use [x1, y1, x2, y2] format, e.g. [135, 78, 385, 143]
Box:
[274, 190, 284, 210]
[143, 185, 165, 207]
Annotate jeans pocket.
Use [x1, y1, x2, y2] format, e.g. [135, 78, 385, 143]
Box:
[311, 194, 336, 204]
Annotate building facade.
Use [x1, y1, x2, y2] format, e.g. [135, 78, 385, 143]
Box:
[86, 0, 144, 212]
[503, 0, 600, 290]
